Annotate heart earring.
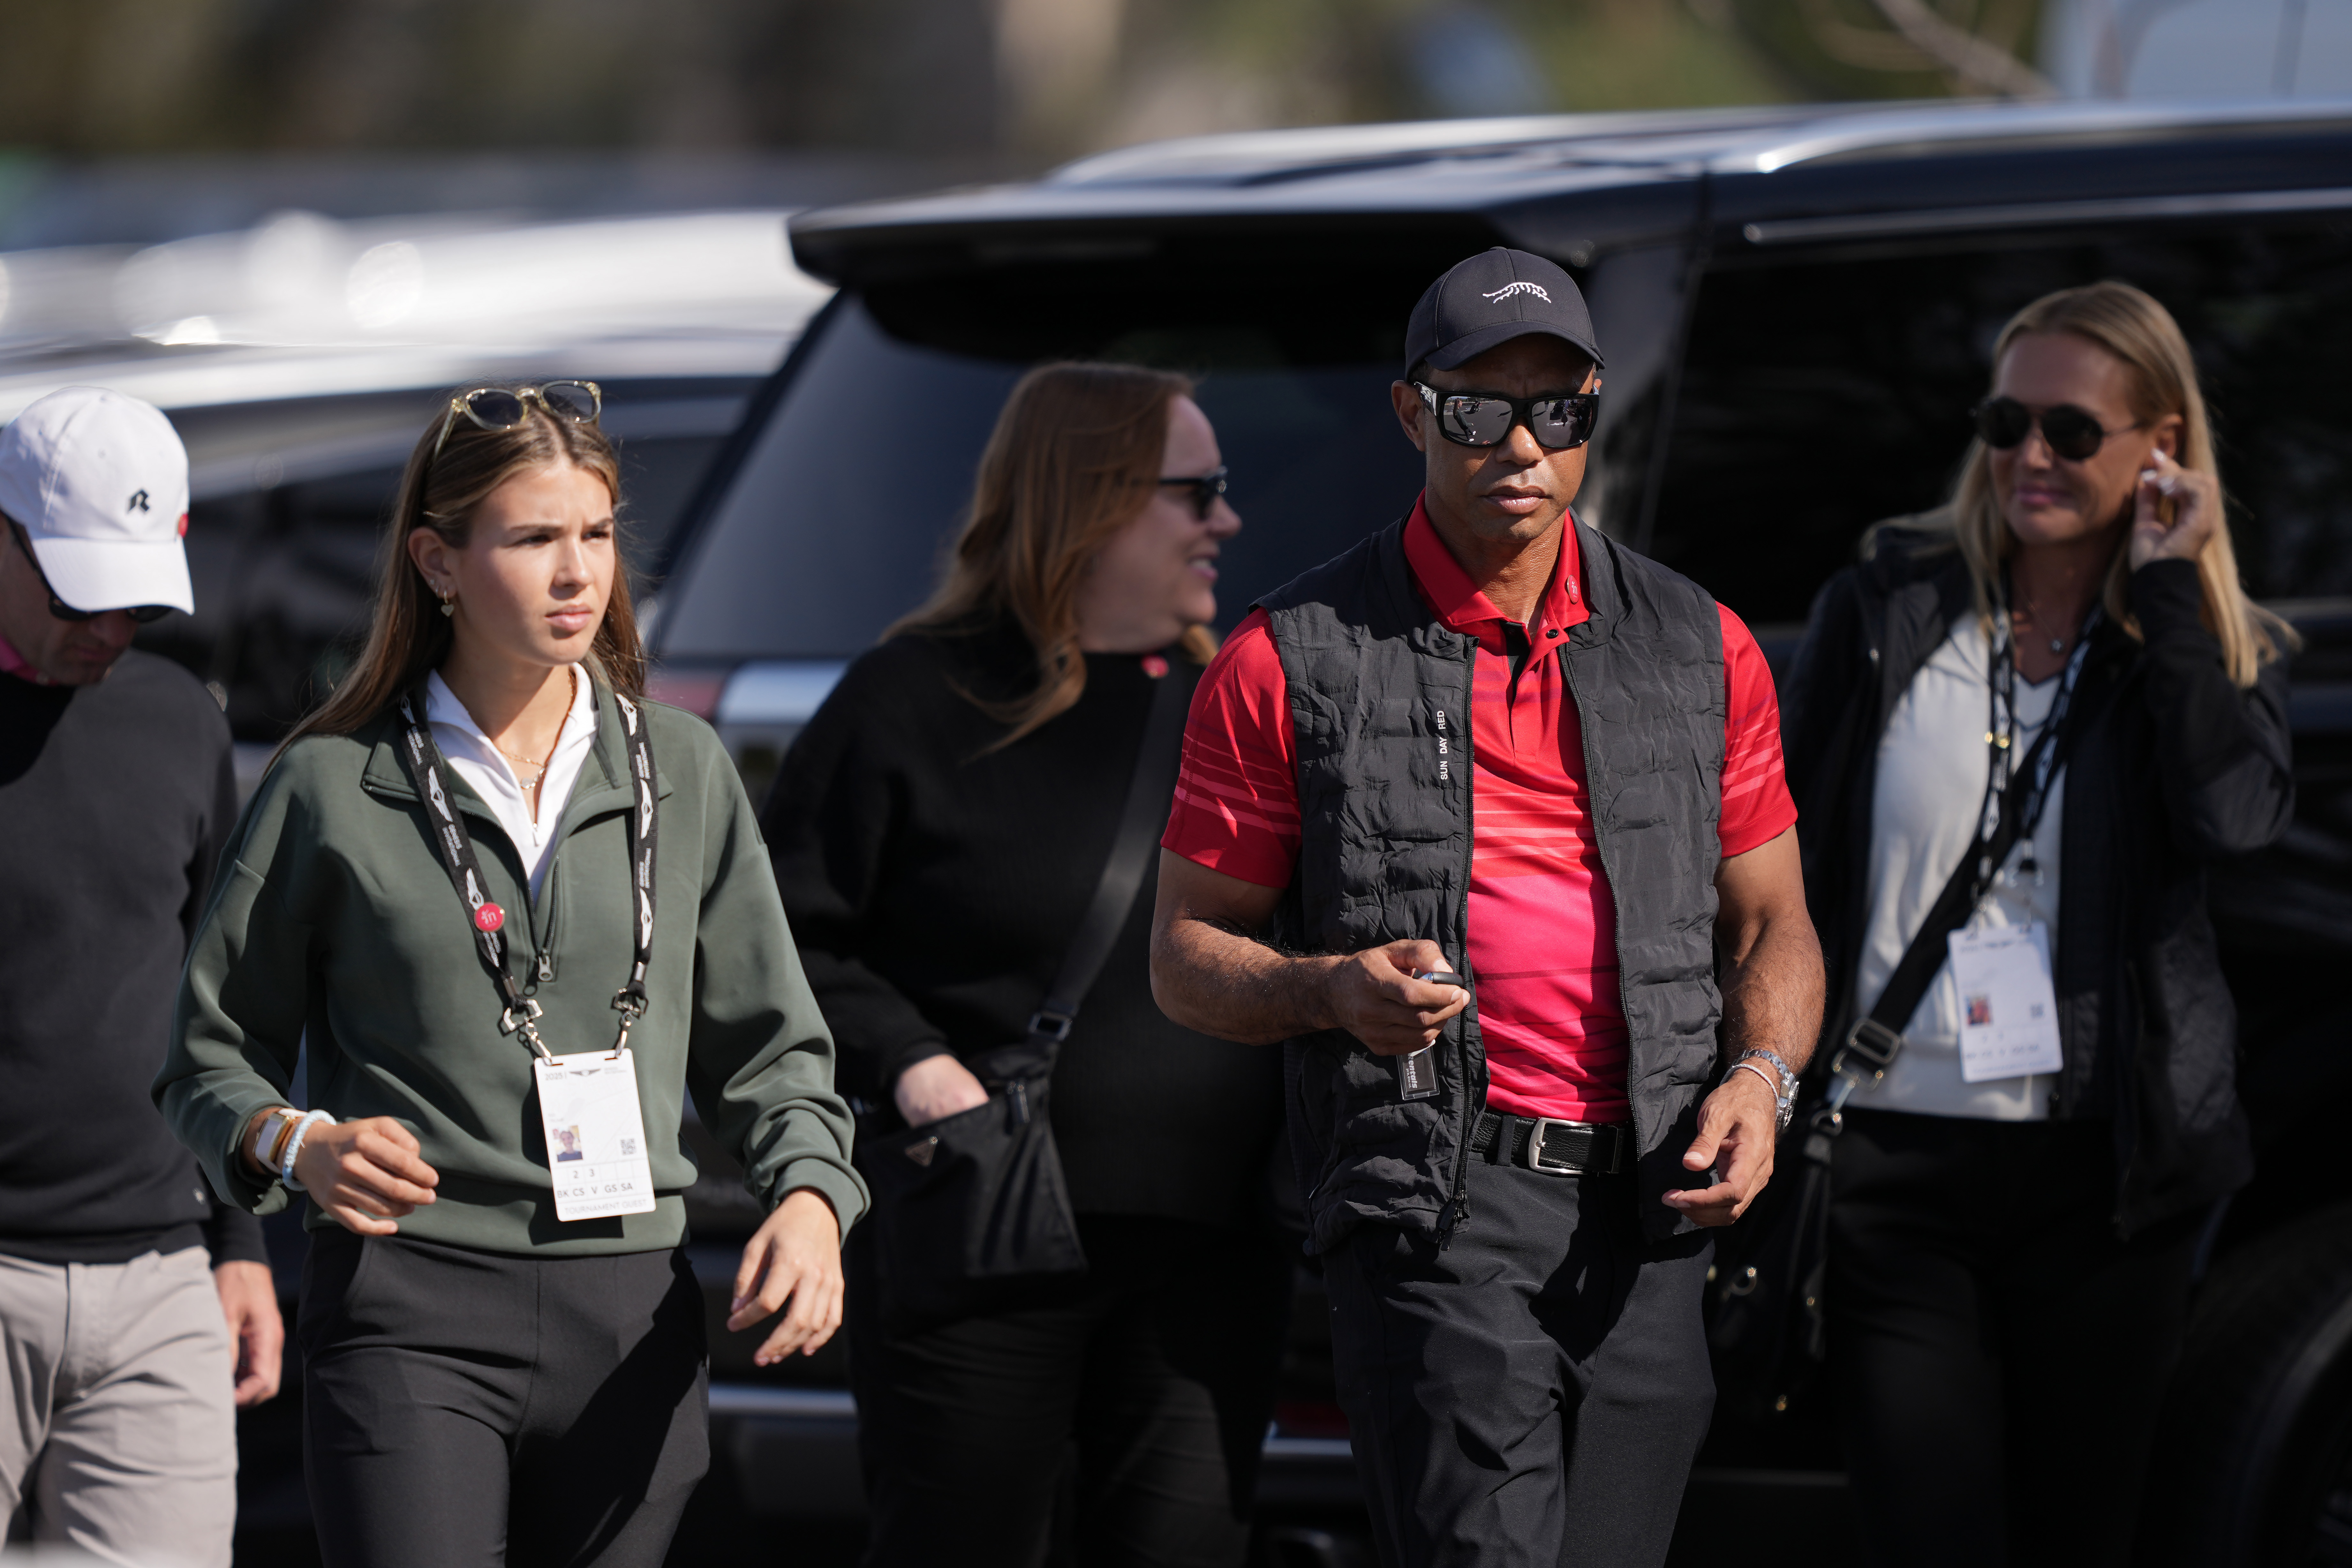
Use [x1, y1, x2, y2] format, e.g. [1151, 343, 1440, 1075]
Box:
[438, 585, 456, 618]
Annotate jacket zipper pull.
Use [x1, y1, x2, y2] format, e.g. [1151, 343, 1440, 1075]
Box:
[536, 951, 554, 983]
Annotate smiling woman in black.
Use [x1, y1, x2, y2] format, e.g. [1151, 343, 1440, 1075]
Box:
[764, 363, 1290, 1568]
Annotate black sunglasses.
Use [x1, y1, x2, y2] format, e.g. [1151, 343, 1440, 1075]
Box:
[1157, 465, 1229, 520]
[1414, 383, 1599, 452]
[7, 521, 173, 624]
[1973, 396, 2142, 463]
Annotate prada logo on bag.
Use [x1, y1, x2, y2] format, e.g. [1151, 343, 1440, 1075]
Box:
[904, 1136, 939, 1167]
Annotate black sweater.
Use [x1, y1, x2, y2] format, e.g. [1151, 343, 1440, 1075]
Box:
[1782, 540, 2294, 1234]
[0, 652, 265, 1265]
[765, 623, 1284, 1230]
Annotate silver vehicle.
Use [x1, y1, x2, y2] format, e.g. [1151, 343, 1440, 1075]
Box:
[0, 208, 830, 797]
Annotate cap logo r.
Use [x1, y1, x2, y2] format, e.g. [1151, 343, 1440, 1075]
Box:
[128, 489, 150, 512]
[1482, 282, 1551, 305]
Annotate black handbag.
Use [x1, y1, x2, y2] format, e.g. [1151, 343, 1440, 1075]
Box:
[855, 663, 1192, 1332]
[1707, 660, 2086, 1422]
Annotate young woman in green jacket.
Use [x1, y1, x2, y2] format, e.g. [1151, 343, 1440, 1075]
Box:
[154, 382, 866, 1568]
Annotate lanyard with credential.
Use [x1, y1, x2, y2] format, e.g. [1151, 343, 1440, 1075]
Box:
[1974, 582, 2102, 899]
[1820, 587, 2104, 1116]
[399, 684, 659, 1060]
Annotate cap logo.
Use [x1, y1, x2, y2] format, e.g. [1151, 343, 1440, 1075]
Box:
[1482, 282, 1552, 305]
[128, 489, 150, 512]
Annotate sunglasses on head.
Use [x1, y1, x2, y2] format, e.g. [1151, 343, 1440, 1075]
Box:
[1413, 383, 1599, 452]
[1973, 396, 2141, 463]
[430, 381, 603, 459]
[1157, 465, 1229, 520]
[7, 521, 173, 624]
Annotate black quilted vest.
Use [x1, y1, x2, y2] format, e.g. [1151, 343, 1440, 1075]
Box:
[1261, 516, 1727, 1250]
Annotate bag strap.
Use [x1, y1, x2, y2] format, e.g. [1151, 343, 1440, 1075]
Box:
[1026, 660, 1194, 1045]
[1815, 706, 2073, 1131]
[1856, 727, 2049, 1045]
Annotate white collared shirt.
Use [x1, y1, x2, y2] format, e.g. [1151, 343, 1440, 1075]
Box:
[425, 666, 597, 900]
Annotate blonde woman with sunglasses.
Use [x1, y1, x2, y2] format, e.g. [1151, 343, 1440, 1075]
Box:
[155, 382, 865, 1568]
[1779, 283, 2295, 1566]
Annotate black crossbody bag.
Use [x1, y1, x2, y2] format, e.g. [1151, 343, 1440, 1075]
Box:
[854, 666, 1192, 1333]
[1707, 607, 2099, 1422]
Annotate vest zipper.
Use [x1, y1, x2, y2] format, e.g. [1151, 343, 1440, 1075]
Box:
[1558, 640, 1640, 1213]
[1440, 639, 1481, 1243]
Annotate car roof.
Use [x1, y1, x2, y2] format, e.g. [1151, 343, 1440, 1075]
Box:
[790, 97, 2352, 282]
[0, 210, 830, 425]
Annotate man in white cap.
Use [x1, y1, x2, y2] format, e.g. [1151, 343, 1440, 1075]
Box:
[0, 387, 282, 1566]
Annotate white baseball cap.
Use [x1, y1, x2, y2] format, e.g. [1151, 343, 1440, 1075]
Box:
[0, 387, 193, 615]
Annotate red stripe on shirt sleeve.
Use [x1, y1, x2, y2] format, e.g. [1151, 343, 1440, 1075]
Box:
[1162, 609, 1301, 889]
[1718, 603, 1798, 859]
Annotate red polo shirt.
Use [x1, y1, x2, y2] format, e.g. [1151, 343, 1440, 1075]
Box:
[1162, 498, 1795, 1123]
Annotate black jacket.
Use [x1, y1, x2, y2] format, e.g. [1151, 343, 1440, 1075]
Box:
[1782, 527, 2294, 1236]
[765, 623, 1283, 1230]
[1262, 518, 1727, 1249]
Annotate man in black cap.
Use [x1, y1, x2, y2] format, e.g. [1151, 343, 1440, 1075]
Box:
[1151, 248, 1824, 1565]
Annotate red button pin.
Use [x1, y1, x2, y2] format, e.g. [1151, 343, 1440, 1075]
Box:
[474, 903, 505, 933]
[1141, 653, 1169, 679]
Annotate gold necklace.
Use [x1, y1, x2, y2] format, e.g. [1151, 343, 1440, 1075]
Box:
[494, 746, 547, 789]
[490, 670, 574, 790]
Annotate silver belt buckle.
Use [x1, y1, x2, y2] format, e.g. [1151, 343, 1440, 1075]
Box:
[1524, 1117, 1592, 1177]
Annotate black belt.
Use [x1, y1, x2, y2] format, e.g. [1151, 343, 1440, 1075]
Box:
[1471, 1112, 1631, 1176]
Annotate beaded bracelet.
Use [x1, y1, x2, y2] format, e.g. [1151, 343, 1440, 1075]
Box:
[281, 1110, 337, 1192]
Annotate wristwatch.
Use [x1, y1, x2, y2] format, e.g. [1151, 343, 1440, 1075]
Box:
[1732, 1048, 1799, 1133]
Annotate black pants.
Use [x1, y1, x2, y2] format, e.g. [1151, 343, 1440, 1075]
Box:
[299, 1228, 710, 1568]
[1321, 1158, 1716, 1568]
[1828, 1109, 2201, 1568]
[848, 1215, 1293, 1568]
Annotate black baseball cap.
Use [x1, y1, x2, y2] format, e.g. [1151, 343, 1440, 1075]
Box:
[1404, 247, 1603, 380]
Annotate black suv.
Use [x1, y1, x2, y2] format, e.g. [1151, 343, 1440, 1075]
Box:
[652, 98, 2352, 1564]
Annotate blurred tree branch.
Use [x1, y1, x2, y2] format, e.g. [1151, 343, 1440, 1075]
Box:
[1866, 0, 2054, 94]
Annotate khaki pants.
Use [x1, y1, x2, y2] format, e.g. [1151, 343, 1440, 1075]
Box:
[0, 1248, 236, 1568]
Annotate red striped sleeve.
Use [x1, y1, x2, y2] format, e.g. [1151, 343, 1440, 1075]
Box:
[1162, 609, 1301, 889]
[1717, 603, 1797, 858]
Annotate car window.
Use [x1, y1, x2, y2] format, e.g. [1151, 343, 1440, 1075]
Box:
[656, 284, 1444, 662]
[1643, 222, 2352, 628]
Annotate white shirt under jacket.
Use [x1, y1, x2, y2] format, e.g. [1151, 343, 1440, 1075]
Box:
[1846, 617, 2066, 1122]
[424, 667, 596, 901]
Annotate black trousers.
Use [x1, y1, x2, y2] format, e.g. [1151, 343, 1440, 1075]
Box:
[848, 1215, 1293, 1568]
[1828, 1109, 2201, 1568]
[298, 1228, 710, 1568]
[1321, 1158, 1716, 1568]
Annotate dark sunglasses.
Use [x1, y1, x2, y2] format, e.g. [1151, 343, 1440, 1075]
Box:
[7, 521, 173, 624]
[1157, 465, 1229, 520]
[431, 380, 603, 458]
[1414, 383, 1599, 452]
[1972, 396, 2141, 463]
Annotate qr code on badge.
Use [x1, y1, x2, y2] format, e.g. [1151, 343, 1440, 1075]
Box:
[620, 1137, 638, 1156]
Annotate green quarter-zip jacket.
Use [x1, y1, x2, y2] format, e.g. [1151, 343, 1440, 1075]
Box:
[155, 679, 867, 1256]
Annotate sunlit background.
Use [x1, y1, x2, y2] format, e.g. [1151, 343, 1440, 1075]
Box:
[0, 0, 2342, 763]
[3, 0, 2345, 402]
